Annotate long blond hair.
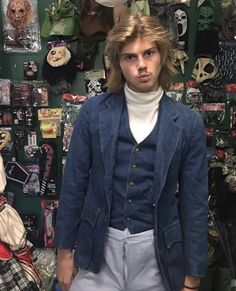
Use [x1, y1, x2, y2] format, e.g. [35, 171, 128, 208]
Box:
[105, 14, 176, 93]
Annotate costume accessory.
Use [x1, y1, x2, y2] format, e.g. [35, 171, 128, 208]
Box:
[191, 57, 218, 84]
[41, 0, 79, 39]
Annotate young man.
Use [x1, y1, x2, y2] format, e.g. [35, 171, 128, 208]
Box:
[55, 14, 208, 291]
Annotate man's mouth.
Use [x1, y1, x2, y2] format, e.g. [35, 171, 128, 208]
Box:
[137, 74, 150, 81]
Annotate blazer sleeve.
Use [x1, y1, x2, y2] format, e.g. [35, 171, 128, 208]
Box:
[55, 101, 92, 249]
[178, 112, 209, 277]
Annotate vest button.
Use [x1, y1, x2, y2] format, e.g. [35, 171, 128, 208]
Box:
[129, 181, 135, 186]
[126, 216, 132, 221]
[128, 199, 132, 203]
[132, 164, 137, 168]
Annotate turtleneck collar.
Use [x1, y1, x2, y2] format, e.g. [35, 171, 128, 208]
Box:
[124, 82, 164, 107]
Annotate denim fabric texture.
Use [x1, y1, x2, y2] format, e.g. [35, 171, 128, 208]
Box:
[110, 105, 157, 233]
[55, 93, 209, 291]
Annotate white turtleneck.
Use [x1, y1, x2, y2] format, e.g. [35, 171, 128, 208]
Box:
[124, 83, 164, 144]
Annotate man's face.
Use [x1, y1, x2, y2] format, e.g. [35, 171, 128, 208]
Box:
[119, 37, 161, 93]
[6, 0, 32, 29]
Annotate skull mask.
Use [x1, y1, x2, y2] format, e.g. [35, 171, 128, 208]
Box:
[174, 8, 188, 38]
[191, 57, 218, 84]
[6, 0, 33, 29]
[197, 6, 215, 31]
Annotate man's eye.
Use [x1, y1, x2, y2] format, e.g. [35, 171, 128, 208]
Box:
[125, 55, 137, 62]
[145, 50, 155, 57]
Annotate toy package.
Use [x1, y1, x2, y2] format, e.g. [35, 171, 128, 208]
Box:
[1, 0, 41, 53]
[0, 79, 11, 106]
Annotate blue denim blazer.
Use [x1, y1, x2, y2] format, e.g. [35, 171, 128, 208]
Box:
[55, 93, 209, 291]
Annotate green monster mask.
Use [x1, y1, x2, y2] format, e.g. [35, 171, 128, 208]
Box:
[197, 6, 215, 31]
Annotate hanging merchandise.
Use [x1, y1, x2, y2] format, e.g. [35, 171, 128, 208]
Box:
[173, 48, 188, 74]
[41, 0, 79, 39]
[5, 160, 30, 184]
[77, 0, 114, 70]
[79, 0, 114, 39]
[1, 0, 41, 53]
[191, 57, 219, 84]
[23, 60, 38, 81]
[84, 69, 107, 98]
[0, 127, 12, 154]
[42, 40, 77, 93]
[113, 2, 130, 23]
[0, 79, 11, 106]
[195, 1, 220, 56]
[39, 142, 57, 197]
[40, 199, 58, 247]
[149, 3, 179, 47]
[0, 196, 41, 290]
[166, 82, 184, 102]
[171, 3, 189, 50]
[219, 5, 236, 42]
[214, 42, 236, 83]
[76, 36, 99, 71]
[130, 0, 150, 15]
[170, 3, 190, 74]
[220, 0, 236, 9]
[94, 0, 127, 7]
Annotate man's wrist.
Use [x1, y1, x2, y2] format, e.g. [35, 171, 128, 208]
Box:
[184, 275, 200, 290]
[184, 284, 199, 290]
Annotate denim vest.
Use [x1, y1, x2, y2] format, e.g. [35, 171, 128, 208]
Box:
[109, 105, 157, 234]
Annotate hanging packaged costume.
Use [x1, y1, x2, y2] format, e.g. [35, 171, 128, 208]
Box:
[1, 0, 41, 53]
[0, 155, 41, 290]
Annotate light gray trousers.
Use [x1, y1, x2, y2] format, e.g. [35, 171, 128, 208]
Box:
[69, 227, 166, 291]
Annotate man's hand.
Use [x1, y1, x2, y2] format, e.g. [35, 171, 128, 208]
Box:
[56, 249, 75, 291]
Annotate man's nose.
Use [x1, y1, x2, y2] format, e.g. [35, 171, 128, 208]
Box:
[136, 56, 147, 69]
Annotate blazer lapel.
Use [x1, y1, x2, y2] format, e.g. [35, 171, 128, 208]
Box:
[153, 95, 182, 203]
[99, 94, 125, 188]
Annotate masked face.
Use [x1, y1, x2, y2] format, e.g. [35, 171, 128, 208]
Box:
[174, 8, 188, 38]
[197, 6, 214, 31]
[6, 0, 32, 29]
[47, 46, 71, 67]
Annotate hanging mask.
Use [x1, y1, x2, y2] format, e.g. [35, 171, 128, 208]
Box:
[42, 41, 77, 93]
[197, 6, 215, 31]
[220, 0, 235, 9]
[220, 6, 236, 41]
[191, 57, 218, 84]
[174, 8, 187, 39]
[171, 4, 188, 49]
[6, 0, 33, 29]
[47, 46, 71, 67]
